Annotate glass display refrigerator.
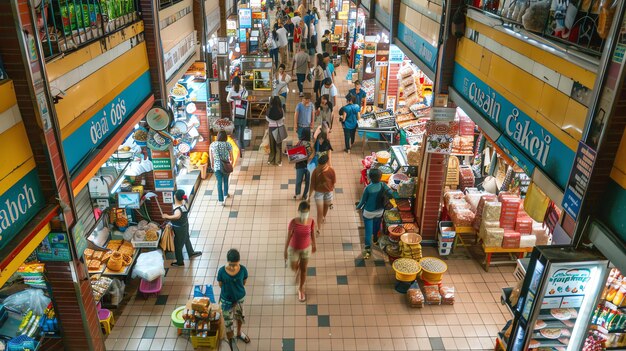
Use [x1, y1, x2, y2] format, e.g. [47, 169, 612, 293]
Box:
[506, 246, 609, 351]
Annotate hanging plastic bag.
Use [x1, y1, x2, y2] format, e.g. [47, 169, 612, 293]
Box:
[109, 278, 126, 306]
[3, 289, 51, 315]
[132, 250, 165, 282]
[524, 182, 550, 222]
[259, 129, 270, 155]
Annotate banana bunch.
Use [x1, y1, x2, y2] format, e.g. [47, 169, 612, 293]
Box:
[189, 152, 209, 165]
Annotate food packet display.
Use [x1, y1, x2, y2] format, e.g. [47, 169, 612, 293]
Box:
[439, 286, 455, 305]
[406, 282, 424, 308]
[423, 285, 441, 305]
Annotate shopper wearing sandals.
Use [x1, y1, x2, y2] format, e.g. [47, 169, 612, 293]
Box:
[309, 154, 335, 236]
[218, 249, 250, 350]
[285, 201, 317, 302]
[162, 189, 201, 267]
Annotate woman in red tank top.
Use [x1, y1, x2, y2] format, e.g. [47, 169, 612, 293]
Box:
[284, 201, 317, 302]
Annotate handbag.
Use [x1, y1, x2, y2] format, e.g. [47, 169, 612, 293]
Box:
[306, 72, 313, 82]
[271, 125, 288, 144]
[221, 158, 234, 174]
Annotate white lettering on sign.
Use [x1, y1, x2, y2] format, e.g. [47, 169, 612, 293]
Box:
[467, 81, 501, 123]
[90, 98, 128, 145]
[164, 31, 197, 81]
[506, 110, 551, 167]
[419, 44, 433, 66]
[0, 185, 38, 235]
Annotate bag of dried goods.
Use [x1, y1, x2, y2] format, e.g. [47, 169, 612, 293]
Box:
[423, 285, 441, 305]
[465, 191, 484, 212]
[444, 190, 464, 207]
[483, 201, 502, 222]
[484, 227, 505, 247]
[439, 286, 455, 305]
[406, 282, 424, 308]
[502, 230, 521, 248]
[479, 220, 501, 239]
[533, 221, 551, 245]
[451, 208, 475, 227]
[519, 234, 537, 248]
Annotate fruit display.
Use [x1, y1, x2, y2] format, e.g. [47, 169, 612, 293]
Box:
[190, 152, 209, 166]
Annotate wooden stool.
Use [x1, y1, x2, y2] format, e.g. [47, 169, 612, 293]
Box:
[99, 308, 115, 335]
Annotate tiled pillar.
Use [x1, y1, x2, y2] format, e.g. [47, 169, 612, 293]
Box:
[0, 1, 104, 349]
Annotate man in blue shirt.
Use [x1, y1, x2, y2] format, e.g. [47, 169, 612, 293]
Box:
[338, 94, 361, 153]
[347, 80, 367, 112]
[323, 52, 335, 81]
[294, 92, 315, 139]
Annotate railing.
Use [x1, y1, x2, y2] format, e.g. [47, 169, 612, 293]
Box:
[466, 0, 607, 57]
[35, 0, 141, 60]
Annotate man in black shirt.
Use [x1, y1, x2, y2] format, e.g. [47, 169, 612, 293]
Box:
[284, 16, 295, 56]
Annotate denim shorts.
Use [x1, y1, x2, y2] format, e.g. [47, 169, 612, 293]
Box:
[314, 191, 333, 203]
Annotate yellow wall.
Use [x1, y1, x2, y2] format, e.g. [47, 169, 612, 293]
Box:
[0, 80, 36, 194]
[399, 3, 440, 46]
[456, 18, 598, 150]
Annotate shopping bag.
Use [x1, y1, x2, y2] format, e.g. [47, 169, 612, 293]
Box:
[271, 125, 288, 144]
[234, 100, 248, 119]
[259, 129, 270, 154]
[524, 182, 550, 222]
[287, 144, 308, 163]
[307, 156, 318, 173]
[159, 224, 175, 252]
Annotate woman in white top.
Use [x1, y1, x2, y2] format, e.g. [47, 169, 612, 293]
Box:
[275, 63, 292, 110]
[266, 29, 280, 69]
[226, 76, 248, 157]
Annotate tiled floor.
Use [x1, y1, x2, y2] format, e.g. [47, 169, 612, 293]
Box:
[104, 11, 517, 351]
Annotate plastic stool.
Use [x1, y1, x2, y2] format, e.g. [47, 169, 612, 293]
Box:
[99, 308, 115, 335]
[139, 276, 162, 298]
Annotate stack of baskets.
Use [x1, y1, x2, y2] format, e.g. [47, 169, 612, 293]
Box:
[399, 233, 422, 260]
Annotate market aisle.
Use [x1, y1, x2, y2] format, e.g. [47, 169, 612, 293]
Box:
[105, 15, 516, 351]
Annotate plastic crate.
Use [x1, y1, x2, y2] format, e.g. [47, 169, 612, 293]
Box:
[438, 247, 452, 256]
[190, 330, 219, 349]
[438, 239, 454, 249]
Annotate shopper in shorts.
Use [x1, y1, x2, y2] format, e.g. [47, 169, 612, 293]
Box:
[217, 249, 250, 350]
[285, 201, 317, 302]
[309, 154, 335, 236]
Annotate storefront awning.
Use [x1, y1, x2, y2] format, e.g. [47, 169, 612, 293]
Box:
[71, 95, 155, 196]
[0, 205, 57, 286]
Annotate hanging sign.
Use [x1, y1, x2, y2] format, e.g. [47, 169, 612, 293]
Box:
[430, 107, 456, 121]
[562, 142, 596, 220]
[152, 148, 175, 191]
[452, 63, 575, 189]
[72, 220, 88, 259]
[389, 45, 405, 63]
[37, 232, 71, 262]
[164, 31, 197, 81]
[425, 120, 457, 154]
[239, 8, 252, 29]
[376, 43, 389, 66]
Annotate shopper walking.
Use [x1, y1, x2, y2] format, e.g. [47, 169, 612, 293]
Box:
[347, 80, 367, 112]
[339, 94, 360, 154]
[266, 96, 285, 166]
[323, 52, 336, 81]
[312, 54, 326, 100]
[276, 22, 289, 64]
[291, 43, 310, 96]
[313, 130, 333, 163]
[294, 92, 314, 139]
[275, 63, 291, 109]
[284, 17, 295, 56]
[320, 77, 338, 107]
[266, 29, 280, 69]
[315, 94, 334, 134]
[309, 154, 335, 236]
[294, 128, 313, 200]
[226, 77, 248, 157]
[321, 29, 331, 55]
[356, 168, 395, 259]
[284, 201, 316, 302]
[210, 131, 234, 206]
[217, 249, 250, 350]
[163, 189, 201, 267]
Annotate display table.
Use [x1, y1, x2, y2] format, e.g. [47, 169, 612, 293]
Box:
[482, 244, 533, 272]
[356, 126, 397, 156]
[247, 91, 271, 120]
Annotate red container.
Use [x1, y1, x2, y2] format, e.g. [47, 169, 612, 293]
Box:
[502, 230, 521, 248]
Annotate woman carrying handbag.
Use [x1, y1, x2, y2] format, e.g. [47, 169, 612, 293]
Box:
[266, 96, 286, 166]
[210, 131, 234, 206]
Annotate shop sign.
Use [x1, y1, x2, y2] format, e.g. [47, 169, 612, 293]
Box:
[396, 22, 438, 73]
[152, 148, 175, 191]
[376, 43, 389, 66]
[162, 191, 173, 204]
[239, 8, 252, 29]
[164, 31, 197, 81]
[389, 45, 405, 63]
[546, 267, 592, 298]
[425, 120, 457, 154]
[72, 220, 88, 259]
[0, 169, 45, 251]
[452, 63, 575, 189]
[63, 71, 151, 172]
[36, 232, 71, 262]
[562, 142, 596, 221]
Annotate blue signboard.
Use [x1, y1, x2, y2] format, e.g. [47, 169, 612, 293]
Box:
[0, 169, 45, 250]
[496, 136, 536, 177]
[239, 8, 252, 29]
[63, 71, 151, 172]
[562, 142, 596, 220]
[452, 63, 575, 189]
[396, 22, 438, 73]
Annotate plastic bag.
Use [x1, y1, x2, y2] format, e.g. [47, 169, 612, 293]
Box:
[109, 278, 125, 306]
[132, 249, 165, 282]
[406, 281, 424, 308]
[524, 182, 550, 222]
[259, 129, 270, 155]
[4, 289, 51, 315]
